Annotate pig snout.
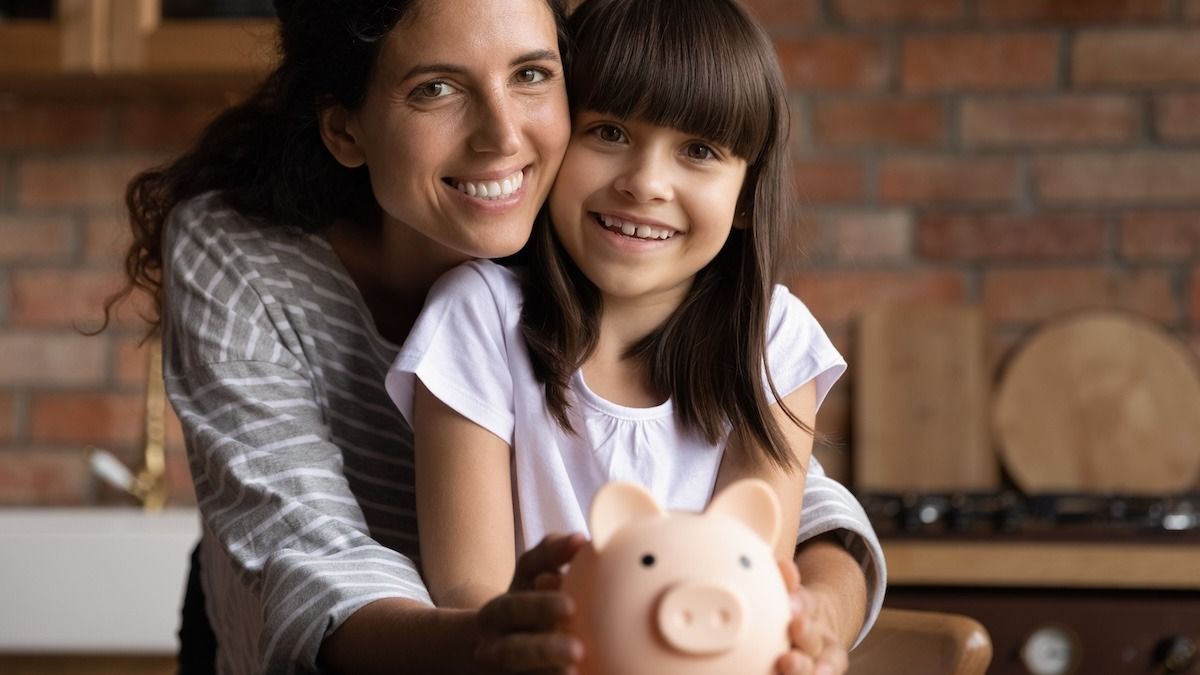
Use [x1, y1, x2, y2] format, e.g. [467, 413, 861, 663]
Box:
[655, 581, 746, 655]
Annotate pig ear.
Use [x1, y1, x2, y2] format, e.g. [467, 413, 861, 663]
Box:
[589, 481, 663, 551]
[706, 479, 781, 549]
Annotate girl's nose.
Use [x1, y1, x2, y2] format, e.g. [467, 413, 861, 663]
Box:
[469, 89, 522, 156]
[613, 154, 673, 203]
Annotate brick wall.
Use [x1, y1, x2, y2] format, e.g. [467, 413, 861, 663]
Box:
[2, 1, 1199, 504]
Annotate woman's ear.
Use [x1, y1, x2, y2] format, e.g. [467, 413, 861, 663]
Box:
[319, 105, 367, 168]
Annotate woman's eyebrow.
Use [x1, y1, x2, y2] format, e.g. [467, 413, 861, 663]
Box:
[399, 50, 561, 82]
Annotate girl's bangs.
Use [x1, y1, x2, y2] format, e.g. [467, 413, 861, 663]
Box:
[568, 0, 775, 162]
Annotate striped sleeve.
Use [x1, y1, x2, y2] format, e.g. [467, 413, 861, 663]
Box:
[162, 200, 430, 674]
[798, 457, 887, 648]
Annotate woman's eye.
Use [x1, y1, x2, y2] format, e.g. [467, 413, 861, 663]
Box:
[684, 143, 717, 161]
[593, 125, 626, 143]
[412, 81, 454, 100]
[515, 67, 548, 84]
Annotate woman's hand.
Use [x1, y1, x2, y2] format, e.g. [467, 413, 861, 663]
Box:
[475, 533, 587, 674]
[775, 559, 850, 675]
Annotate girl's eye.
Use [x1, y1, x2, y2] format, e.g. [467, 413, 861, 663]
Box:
[684, 142, 717, 161]
[593, 124, 626, 143]
[515, 67, 548, 84]
[412, 81, 454, 100]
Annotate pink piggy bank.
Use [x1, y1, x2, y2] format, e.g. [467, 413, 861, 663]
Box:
[561, 479, 791, 675]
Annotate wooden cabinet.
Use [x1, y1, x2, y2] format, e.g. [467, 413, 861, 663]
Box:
[0, 0, 276, 77]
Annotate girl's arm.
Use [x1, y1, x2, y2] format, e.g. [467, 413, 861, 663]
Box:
[713, 380, 818, 561]
[412, 381, 520, 609]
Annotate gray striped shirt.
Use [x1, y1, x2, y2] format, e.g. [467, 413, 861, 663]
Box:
[163, 192, 885, 674]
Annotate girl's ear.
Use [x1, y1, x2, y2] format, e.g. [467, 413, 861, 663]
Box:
[319, 105, 367, 169]
[733, 208, 750, 230]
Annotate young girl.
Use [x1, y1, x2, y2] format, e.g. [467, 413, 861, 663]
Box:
[388, 0, 881, 670]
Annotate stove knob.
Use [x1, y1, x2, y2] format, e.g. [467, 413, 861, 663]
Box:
[1020, 625, 1078, 675]
[1154, 635, 1197, 673]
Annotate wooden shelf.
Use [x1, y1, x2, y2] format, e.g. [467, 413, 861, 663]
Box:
[883, 540, 1200, 590]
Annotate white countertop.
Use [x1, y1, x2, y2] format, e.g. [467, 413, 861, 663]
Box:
[0, 508, 200, 653]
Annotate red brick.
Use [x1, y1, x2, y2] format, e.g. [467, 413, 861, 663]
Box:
[16, 155, 163, 209]
[982, 267, 1176, 325]
[0, 394, 14, 443]
[785, 270, 967, 326]
[919, 213, 1106, 260]
[29, 392, 144, 448]
[113, 335, 155, 388]
[742, 0, 821, 27]
[117, 99, 226, 150]
[1034, 153, 1200, 204]
[961, 95, 1139, 147]
[0, 214, 75, 262]
[0, 101, 111, 151]
[1155, 93, 1200, 142]
[978, 0, 1169, 23]
[1073, 30, 1200, 86]
[0, 449, 89, 506]
[0, 333, 107, 387]
[9, 268, 153, 329]
[813, 98, 945, 147]
[902, 32, 1059, 91]
[880, 156, 1018, 204]
[777, 36, 888, 90]
[830, 0, 962, 24]
[84, 210, 134, 263]
[793, 159, 868, 203]
[815, 210, 913, 262]
[1120, 211, 1200, 261]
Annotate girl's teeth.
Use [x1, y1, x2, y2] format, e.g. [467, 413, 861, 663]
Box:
[455, 170, 524, 200]
[599, 214, 674, 240]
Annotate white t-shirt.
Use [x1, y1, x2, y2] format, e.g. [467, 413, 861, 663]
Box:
[387, 260, 846, 552]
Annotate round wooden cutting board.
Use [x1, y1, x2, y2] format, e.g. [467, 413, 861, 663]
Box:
[993, 311, 1200, 495]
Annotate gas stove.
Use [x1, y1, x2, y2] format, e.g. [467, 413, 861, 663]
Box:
[861, 491, 1200, 540]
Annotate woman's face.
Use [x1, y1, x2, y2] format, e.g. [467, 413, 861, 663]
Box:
[345, 0, 570, 262]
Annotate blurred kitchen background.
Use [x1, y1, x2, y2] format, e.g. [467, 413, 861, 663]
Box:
[0, 0, 1197, 673]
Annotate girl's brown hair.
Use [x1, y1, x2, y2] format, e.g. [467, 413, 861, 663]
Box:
[520, 0, 809, 471]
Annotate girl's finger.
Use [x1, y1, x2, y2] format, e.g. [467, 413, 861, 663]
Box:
[776, 648, 815, 675]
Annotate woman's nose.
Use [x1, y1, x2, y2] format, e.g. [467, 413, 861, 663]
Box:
[469, 89, 522, 156]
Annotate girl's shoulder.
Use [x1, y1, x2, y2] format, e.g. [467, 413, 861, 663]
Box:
[429, 259, 524, 313]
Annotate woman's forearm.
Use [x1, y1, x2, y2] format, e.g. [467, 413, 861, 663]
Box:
[793, 533, 868, 648]
[318, 598, 480, 675]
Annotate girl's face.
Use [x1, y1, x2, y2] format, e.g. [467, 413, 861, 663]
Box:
[549, 112, 748, 309]
[345, 0, 570, 262]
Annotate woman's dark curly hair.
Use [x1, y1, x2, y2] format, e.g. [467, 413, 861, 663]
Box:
[106, 0, 570, 332]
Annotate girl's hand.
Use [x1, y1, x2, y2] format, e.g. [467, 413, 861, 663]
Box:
[475, 533, 587, 674]
[775, 559, 850, 675]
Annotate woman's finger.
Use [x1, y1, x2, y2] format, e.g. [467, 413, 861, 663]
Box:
[476, 631, 584, 671]
[512, 533, 586, 591]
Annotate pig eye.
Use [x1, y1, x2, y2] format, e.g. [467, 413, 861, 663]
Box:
[739, 555, 752, 569]
[641, 553, 656, 567]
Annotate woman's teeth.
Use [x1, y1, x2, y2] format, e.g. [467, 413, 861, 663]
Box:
[598, 214, 674, 240]
[454, 170, 524, 199]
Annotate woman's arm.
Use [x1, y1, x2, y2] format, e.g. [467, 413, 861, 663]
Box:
[412, 381, 520, 608]
[319, 534, 586, 675]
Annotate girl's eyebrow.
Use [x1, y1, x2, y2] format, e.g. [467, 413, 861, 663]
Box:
[399, 50, 561, 82]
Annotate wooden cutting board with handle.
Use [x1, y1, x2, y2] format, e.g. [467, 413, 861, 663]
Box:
[854, 304, 998, 493]
[993, 310, 1200, 495]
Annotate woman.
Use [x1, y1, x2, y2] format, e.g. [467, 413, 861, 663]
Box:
[114, 0, 884, 673]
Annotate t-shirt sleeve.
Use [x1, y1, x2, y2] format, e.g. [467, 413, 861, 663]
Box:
[764, 285, 847, 409]
[162, 199, 431, 674]
[386, 261, 518, 445]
